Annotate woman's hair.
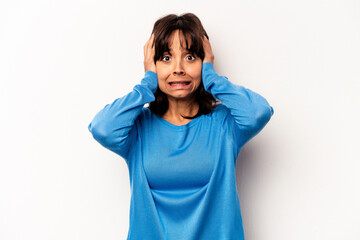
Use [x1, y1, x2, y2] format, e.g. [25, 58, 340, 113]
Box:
[148, 13, 219, 119]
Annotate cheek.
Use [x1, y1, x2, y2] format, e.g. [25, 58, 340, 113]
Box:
[157, 77, 167, 91]
[155, 65, 169, 80]
[189, 65, 202, 87]
[155, 66, 167, 88]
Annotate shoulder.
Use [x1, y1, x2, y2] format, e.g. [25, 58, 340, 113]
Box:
[212, 103, 227, 114]
[137, 107, 152, 122]
[139, 105, 230, 126]
[136, 106, 160, 126]
[211, 103, 241, 134]
[211, 103, 229, 117]
[210, 103, 231, 124]
[140, 106, 152, 116]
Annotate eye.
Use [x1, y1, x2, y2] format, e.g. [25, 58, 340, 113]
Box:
[161, 55, 171, 61]
[186, 54, 196, 61]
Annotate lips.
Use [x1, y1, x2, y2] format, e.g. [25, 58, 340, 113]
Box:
[168, 81, 191, 86]
[168, 80, 192, 89]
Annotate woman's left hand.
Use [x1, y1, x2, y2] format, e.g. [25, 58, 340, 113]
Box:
[202, 35, 214, 64]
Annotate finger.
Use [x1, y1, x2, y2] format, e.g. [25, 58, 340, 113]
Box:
[145, 34, 153, 46]
[145, 34, 154, 51]
[204, 37, 212, 49]
[144, 35, 153, 55]
[202, 36, 209, 47]
[149, 33, 155, 48]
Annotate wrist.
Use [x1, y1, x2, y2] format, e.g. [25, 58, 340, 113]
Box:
[142, 71, 158, 94]
[203, 57, 214, 64]
[144, 66, 156, 73]
[144, 60, 156, 73]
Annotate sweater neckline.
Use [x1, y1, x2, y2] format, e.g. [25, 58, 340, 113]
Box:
[153, 113, 203, 130]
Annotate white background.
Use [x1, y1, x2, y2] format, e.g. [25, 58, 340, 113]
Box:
[1, 0, 359, 239]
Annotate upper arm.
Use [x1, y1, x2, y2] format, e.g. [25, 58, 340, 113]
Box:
[88, 112, 140, 162]
[222, 106, 269, 154]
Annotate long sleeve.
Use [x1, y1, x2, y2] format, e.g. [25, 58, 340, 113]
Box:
[202, 62, 274, 149]
[88, 71, 158, 161]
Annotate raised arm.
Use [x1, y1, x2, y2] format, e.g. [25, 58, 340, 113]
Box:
[88, 34, 158, 160]
[88, 71, 157, 159]
[201, 36, 274, 148]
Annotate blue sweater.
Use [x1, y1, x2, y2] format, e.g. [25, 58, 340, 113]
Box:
[88, 62, 274, 240]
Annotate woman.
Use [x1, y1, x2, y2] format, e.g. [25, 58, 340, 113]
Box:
[88, 13, 274, 240]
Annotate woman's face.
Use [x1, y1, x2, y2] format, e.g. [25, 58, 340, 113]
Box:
[155, 30, 202, 101]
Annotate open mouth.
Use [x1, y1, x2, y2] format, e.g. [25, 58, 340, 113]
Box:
[168, 81, 191, 86]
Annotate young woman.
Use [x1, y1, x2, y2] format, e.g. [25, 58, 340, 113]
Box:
[88, 13, 274, 240]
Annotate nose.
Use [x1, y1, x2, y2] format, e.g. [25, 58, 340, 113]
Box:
[173, 60, 185, 75]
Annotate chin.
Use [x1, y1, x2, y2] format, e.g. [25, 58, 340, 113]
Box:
[168, 92, 196, 100]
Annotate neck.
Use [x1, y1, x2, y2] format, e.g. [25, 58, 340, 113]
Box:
[164, 95, 199, 120]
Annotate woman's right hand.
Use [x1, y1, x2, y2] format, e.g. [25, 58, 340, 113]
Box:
[144, 34, 156, 73]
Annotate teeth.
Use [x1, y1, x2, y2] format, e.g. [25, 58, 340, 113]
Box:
[170, 82, 190, 85]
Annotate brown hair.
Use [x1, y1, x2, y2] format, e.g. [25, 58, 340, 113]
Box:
[148, 13, 218, 119]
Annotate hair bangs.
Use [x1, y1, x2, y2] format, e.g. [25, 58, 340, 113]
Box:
[153, 14, 206, 62]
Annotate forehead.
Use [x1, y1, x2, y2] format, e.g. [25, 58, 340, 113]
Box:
[167, 30, 192, 51]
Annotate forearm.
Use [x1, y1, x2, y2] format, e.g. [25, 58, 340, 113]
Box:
[202, 62, 274, 133]
[88, 71, 158, 158]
